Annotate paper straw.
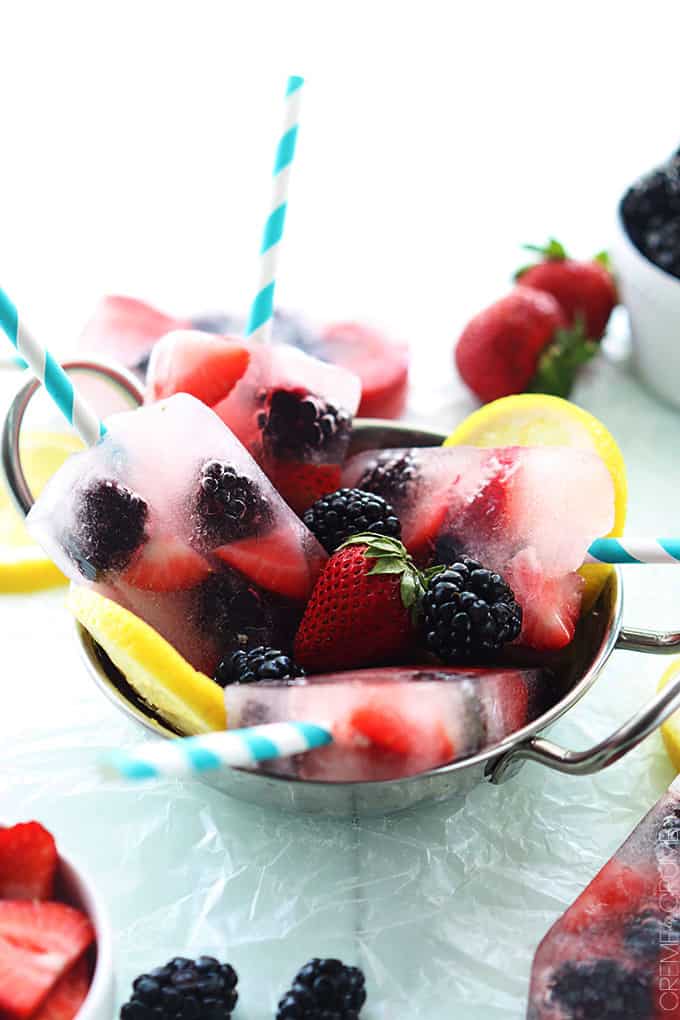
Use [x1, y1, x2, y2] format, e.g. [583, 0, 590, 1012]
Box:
[101, 720, 332, 782]
[245, 75, 304, 343]
[0, 287, 105, 446]
[585, 538, 680, 565]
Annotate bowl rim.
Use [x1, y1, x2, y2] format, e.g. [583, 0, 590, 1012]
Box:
[0, 821, 114, 1018]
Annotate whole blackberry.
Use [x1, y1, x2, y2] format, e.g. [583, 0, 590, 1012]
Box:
[276, 958, 366, 1020]
[303, 488, 401, 553]
[422, 557, 522, 662]
[356, 451, 418, 509]
[196, 574, 269, 650]
[67, 479, 148, 580]
[258, 388, 352, 461]
[215, 645, 305, 687]
[621, 157, 680, 279]
[120, 956, 238, 1020]
[549, 959, 652, 1020]
[193, 459, 271, 546]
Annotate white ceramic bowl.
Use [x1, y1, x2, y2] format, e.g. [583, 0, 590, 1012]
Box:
[611, 206, 680, 408]
[0, 823, 115, 1020]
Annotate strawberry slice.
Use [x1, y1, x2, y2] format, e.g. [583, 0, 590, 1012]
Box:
[346, 703, 454, 761]
[506, 548, 583, 651]
[0, 823, 57, 901]
[214, 528, 323, 601]
[33, 957, 91, 1020]
[79, 295, 187, 370]
[123, 536, 212, 592]
[0, 901, 95, 1019]
[266, 462, 342, 516]
[146, 330, 251, 408]
[320, 322, 410, 420]
[560, 859, 655, 935]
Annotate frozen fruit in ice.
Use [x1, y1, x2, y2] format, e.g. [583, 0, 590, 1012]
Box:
[0, 822, 57, 901]
[319, 321, 409, 419]
[146, 330, 251, 407]
[0, 901, 95, 1019]
[122, 536, 212, 592]
[192, 459, 272, 547]
[422, 558, 522, 662]
[66, 479, 148, 580]
[266, 461, 343, 516]
[78, 295, 188, 373]
[303, 487, 401, 553]
[258, 388, 352, 462]
[215, 646, 305, 687]
[214, 528, 324, 602]
[355, 450, 420, 509]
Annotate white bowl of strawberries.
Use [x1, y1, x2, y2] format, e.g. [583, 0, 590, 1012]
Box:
[0, 821, 114, 1020]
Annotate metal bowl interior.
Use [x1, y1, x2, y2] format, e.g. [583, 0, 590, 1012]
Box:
[74, 416, 624, 815]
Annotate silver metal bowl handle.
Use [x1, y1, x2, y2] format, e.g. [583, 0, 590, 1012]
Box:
[615, 626, 680, 654]
[490, 653, 680, 783]
[1, 359, 145, 517]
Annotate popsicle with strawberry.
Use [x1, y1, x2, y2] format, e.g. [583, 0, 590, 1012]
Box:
[342, 445, 615, 650]
[27, 393, 327, 674]
[527, 775, 680, 1019]
[146, 330, 362, 513]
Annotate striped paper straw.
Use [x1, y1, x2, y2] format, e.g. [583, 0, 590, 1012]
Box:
[245, 75, 304, 343]
[0, 287, 105, 446]
[101, 720, 332, 782]
[585, 538, 680, 565]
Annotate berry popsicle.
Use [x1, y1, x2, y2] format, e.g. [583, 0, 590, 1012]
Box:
[527, 775, 680, 1019]
[224, 665, 552, 781]
[147, 330, 362, 513]
[26, 394, 326, 674]
[343, 445, 615, 651]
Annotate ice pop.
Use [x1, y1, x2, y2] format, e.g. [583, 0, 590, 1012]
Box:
[27, 394, 326, 674]
[224, 665, 552, 781]
[343, 445, 615, 650]
[527, 775, 680, 1019]
[147, 330, 362, 512]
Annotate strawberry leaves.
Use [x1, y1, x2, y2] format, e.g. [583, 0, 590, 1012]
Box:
[515, 237, 568, 279]
[527, 317, 598, 398]
[338, 533, 429, 618]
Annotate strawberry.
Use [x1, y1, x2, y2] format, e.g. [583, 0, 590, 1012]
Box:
[455, 286, 597, 404]
[146, 330, 251, 408]
[320, 322, 410, 419]
[267, 462, 343, 516]
[0, 901, 95, 1019]
[346, 702, 454, 762]
[294, 533, 425, 672]
[214, 527, 325, 602]
[515, 239, 618, 340]
[559, 859, 655, 935]
[0, 822, 57, 901]
[123, 536, 212, 592]
[33, 958, 91, 1020]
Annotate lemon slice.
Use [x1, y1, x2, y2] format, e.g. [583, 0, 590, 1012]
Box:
[444, 394, 628, 608]
[659, 660, 680, 772]
[0, 430, 84, 592]
[67, 586, 226, 735]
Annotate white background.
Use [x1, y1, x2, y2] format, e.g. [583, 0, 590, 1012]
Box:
[3, 4, 680, 1018]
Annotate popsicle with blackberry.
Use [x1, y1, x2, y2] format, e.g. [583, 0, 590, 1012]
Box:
[527, 775, 680, 1019]
[343, 445, 615, 650]
[147, 330, 362, 513]
[26, 394, 326, 674]
[224, 665, 551, 782]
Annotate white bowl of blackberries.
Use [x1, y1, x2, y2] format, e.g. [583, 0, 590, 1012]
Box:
[614, 146, 680, 408]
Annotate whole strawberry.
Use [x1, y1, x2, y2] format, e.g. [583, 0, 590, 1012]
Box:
[294, 533, 424, 672]
[455, 286, 596, 403]
[516, 238, 618, 339]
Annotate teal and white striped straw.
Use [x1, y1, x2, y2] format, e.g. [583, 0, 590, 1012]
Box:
[245, 75, 304, 343]
[586, 537, 680, 565]
[101, 720, 332, 782]
[0, 287, 105, 446]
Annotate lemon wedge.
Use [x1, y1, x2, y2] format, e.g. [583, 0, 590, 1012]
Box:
[67, 585, 226, 735]
[444, 394, 628, 609]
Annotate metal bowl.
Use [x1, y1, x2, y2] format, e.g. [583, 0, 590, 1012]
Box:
[6, 362, 680, 817]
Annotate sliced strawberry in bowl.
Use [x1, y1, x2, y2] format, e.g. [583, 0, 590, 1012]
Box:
[123, 536, 212, 592]
[0, 901, 95, 1019]
[33, 957, 92, 1020]
[267, 462, 343, 516]
[146, 331, 251, 408]
[79, 295, 188, 371]
[0, 822, 57, 901]
[214, 527, 324, 602]
[505, 547, 583, 651]
[346, 702, 454, 763]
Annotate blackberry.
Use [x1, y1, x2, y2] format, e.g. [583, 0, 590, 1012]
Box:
[624, 911, 680, 959]
[67, 479, 148, 580]
[193, 459, 271, 546]
[276, 958, 366, 1020]
[356, 451, 418, 509]
[215, 645, 305, 687]
[621, 156, 680, 279]
[549, 959, 652, 1020]
[196, 573, 270, 651]
[258, 388, 352, 462]
[422, 557, 522, 662]
[120, 956, 238, 1020]
[303, 488, 401, 553]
